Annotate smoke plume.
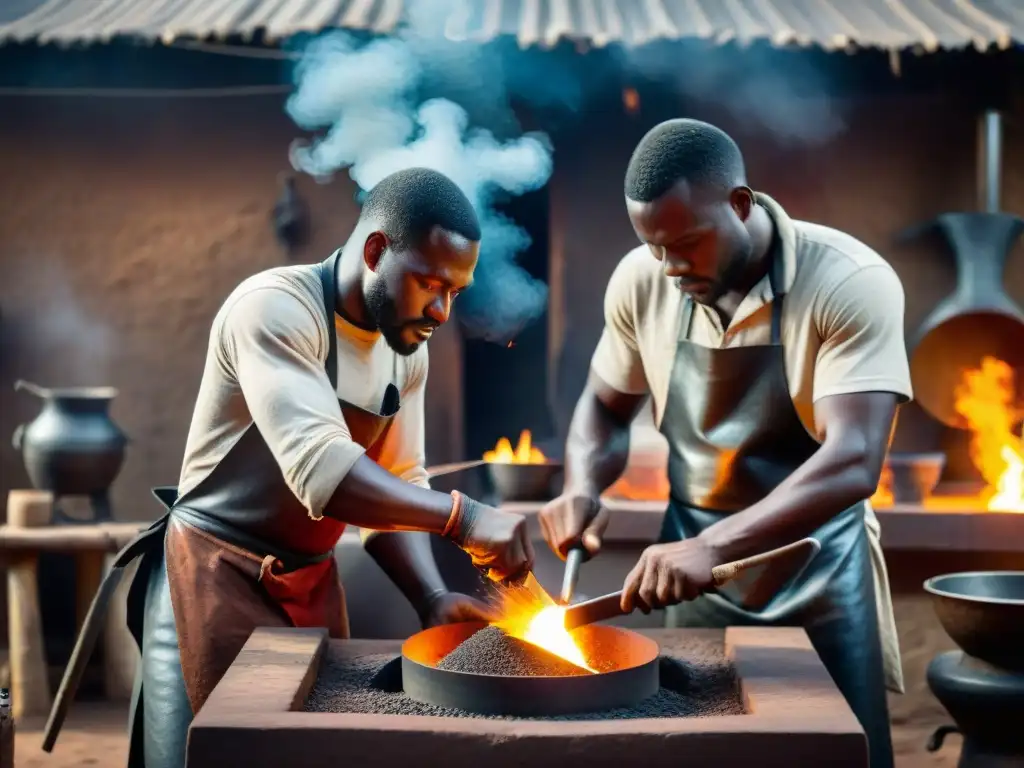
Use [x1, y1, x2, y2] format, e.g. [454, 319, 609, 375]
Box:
[286, 14, 553, 342]
[285, 9, 849, 339]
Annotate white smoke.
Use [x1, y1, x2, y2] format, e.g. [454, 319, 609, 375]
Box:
[286, 28, 552, 341]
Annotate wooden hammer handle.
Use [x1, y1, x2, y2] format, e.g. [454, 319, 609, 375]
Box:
[710, 537, 820, 586]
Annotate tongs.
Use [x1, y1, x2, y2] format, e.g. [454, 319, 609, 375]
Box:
[563, 536, 821, 630]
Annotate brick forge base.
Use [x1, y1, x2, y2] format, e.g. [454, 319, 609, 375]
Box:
[187, 627, 868, 768]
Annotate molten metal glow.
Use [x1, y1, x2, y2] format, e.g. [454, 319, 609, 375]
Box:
[492, 584, 595, 673]
[484, 430, 547, 464]
[954, 356, 1024, 513]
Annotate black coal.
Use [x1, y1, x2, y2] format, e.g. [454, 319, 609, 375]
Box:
[305, 631, 744, 720]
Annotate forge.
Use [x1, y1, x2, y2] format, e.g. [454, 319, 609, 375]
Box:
[187, 626, 868, 768]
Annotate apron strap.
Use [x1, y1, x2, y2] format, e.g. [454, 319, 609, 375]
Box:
[320, 250, 341, 390]
[766, 237, 786, 346]
[677, 295, 694, 343]
[320, 249, 401, 415]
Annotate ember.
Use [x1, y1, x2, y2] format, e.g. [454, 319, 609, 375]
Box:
[436, 626, 588, 677]
[954, 356, 1024, 512]
[483, 430, 546, 464]
[490, 578, 596, 672]
[622, 87, 640, 115]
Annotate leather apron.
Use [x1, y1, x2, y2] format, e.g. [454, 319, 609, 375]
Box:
[44, 250, 401, 768]
[658, 250, 894, 768]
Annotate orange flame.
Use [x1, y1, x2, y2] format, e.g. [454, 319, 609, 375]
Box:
[870, 465, 894, 507]
[953, 356, 1024, 513]
[622, 87, 640, 115]
[483, 430, 547, 464]
[492, 585, 595, 673]
[606, 470, 671, 501]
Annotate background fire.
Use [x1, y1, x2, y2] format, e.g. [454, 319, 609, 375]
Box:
[484, 430, 548, 464]
[872, 355, 1024, 513]
[954, 356, 1024, 512]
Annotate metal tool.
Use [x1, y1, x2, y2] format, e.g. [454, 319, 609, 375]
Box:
[560, 546, 587, 605]
[563, 536, 822, 631]
[424, 459, 491, 479]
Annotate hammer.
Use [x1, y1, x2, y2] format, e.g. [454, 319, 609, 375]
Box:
[562, 537, 821, 630]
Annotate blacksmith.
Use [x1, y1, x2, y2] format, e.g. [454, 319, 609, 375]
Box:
[50, 168, 534, 768]
[539, 120, 909, 768]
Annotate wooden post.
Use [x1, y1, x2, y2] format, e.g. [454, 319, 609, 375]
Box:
[0, 688, 12, 768]
[5, 491, 53, 718]
[102, 555, 138, 700]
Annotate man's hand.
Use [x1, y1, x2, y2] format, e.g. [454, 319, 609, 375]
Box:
[621, 538, 721, 613]
[538, 493, 609, 559]
[420, 591, 497, 628]
[453, 499, 535, 582]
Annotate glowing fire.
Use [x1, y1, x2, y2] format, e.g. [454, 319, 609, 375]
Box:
[492, 584, 595, 673]
[484, 430, 547, 464]
[622, 87, 640, 115]
[953, 356, 1024, 513]
[869, 465, 894, 508]
[606, 471, 671, 501]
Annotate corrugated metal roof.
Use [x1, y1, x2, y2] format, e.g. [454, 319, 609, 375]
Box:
[1, 0, 1022, 52]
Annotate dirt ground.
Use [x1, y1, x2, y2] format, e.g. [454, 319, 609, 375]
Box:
[13, 703, 960, 768]
[14, 704, 128, 768]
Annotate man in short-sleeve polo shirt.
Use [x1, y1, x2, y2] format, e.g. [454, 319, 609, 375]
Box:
[540, 120, 911, 768]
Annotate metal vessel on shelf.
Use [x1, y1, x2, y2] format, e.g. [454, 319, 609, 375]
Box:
[11, 379, 127, 522]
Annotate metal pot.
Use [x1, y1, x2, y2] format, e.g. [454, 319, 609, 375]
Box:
[487, 461, 563, 502]
[924, 571, 1024, 672]
[11, 379, 128, 499]
[886, 451, 946, 503]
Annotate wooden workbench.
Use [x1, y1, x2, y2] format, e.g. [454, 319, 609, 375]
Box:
[1, 491, 146, 717]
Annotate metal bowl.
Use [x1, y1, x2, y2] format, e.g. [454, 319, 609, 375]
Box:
[924, 571, 1024, 671]
[886, 452, 946, 503]
[401, 620, 660, 716]
[487, 461, 563, 502]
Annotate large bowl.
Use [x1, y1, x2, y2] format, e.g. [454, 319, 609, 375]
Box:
[487, 461, 563, 502]
[886, 452, 946, 503]
[923, 571, 1024, 671]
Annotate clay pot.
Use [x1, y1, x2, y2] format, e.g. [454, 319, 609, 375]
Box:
[11, 380, 128, 500]
[487, 462, 563, 502]
[885, 451, 946, 504]
[924, 571, 1024, 672]
[904, 212, 1024, 429]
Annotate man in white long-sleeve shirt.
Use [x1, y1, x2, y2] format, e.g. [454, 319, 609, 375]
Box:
[49, 168, 534, 768]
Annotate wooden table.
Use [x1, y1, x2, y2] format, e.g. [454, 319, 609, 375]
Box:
[1, 491, 146, 718]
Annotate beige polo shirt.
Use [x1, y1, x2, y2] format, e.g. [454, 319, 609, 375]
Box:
[591, 194, 913, 436]
[590, 193, 911, 693]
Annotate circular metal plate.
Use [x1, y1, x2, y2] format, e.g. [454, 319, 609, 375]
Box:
[401, 621, 660, 716]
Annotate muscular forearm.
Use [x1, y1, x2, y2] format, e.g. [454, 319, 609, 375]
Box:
[563, 386, 634, 497]
[699, 438, 878, 563]
[324, 455, 454, 533]
[364, 531, 447, 622]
